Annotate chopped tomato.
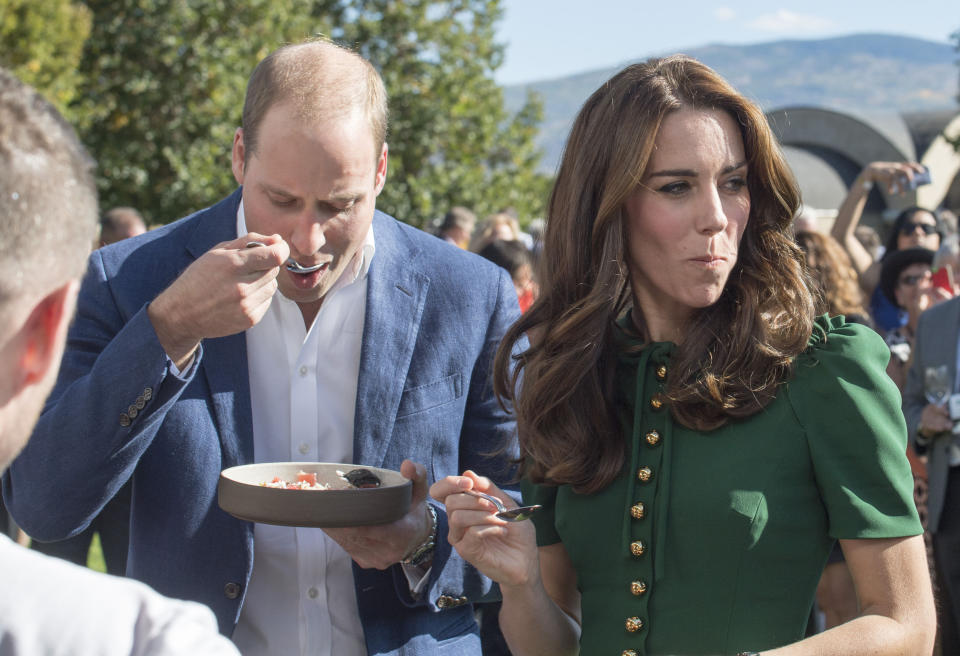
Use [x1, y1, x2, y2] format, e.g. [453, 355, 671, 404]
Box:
[296, 471, 318, 486]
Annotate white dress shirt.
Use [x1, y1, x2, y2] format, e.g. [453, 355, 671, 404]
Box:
[232, 202, 372, 656]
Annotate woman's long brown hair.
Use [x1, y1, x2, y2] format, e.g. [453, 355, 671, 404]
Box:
[493, 56, 815, 494]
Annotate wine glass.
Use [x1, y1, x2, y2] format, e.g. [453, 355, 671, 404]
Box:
[925, 365, 951, 406]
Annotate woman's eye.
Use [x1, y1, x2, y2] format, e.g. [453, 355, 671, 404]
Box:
[724, 176, 748, 192]
[658, 181, 689, 195]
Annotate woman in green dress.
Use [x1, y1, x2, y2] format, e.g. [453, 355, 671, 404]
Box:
[430, 55, 935, 656]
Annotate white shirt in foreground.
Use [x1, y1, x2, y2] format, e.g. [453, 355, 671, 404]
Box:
[0, 534, 238, 656]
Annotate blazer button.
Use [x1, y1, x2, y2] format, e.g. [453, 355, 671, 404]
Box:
[645, 430, 661, 446]
[656, 364, 668, 380]
[135, 397, 145, 410]
[119, 413, 131, 427]
[630, 502, 645, 519]
[437, 594, 454, 609]
[143, 387, 153, 401]
[127, 405, 138, 418]
[636, 466, 653, 483]
[223, 582, 242, 599]
[625, 616, 644, 632]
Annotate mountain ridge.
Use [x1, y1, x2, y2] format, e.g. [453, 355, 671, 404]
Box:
[503, 33, 959, 172]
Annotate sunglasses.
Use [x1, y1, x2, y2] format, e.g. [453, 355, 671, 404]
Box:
[899, 221, 937, 236]
[898, 272, 931, 287]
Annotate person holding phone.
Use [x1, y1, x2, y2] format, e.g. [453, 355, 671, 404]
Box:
[431, 56, 935, 656]
[830, 161, 945, 331]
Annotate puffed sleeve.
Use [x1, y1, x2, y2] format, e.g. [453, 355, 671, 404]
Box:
[788, 315, 922, 539]
[522, 479, 562, 546]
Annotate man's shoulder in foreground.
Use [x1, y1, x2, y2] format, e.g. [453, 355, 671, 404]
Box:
[0, 535, 238, 655]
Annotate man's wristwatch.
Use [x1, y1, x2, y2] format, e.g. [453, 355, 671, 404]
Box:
[401, 504, 437, 566]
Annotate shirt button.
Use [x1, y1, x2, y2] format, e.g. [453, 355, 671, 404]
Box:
[299, 365, 308, 376]
[298, 443, 310, 455]
[307, 587, 319, 599]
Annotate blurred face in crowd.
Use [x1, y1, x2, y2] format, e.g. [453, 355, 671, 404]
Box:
[624, 107, 750, 337]
[232, 101, 387, 314]
[894, 262, 933, 311]
[897, 209, 939, 252]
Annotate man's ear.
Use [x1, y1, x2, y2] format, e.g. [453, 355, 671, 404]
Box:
[374, 142, 388, 197]
[18, 281, 79, 387]
[231, 127, 246, 186]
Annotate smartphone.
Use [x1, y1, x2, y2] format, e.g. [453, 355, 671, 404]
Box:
[932, 265, 954, 294]
[908, 166, 932, 190]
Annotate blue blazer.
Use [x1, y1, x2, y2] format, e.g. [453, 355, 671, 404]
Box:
[5, 189, 522, 655]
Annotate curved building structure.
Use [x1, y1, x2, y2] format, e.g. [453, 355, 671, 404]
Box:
[766, 106, 960, 233]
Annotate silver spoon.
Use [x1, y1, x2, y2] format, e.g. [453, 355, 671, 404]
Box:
[463, 489, 542, 522]
[246, 241, 323, 273]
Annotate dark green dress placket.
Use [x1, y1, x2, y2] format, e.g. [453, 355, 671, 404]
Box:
[619, 343, 673, 656]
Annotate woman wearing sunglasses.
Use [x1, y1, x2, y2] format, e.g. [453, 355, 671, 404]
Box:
[831, 160, 946, 332]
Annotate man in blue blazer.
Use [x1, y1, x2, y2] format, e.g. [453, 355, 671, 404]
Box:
[4, 40, 520, 655]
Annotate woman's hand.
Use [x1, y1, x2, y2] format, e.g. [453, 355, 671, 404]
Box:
[430, 471, 540, 588]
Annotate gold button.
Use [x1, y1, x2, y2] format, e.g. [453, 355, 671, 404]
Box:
[649, 394, 663, 410]
[625, 616, 644, 632]
[630, 580, 648, 596]
[637, 466, 653, 483]
[630, 540, 646, 556]
[630, 502, 645, 519]
[622, 651, 638, 656]
[656, 364, 667, 380]
[645, 430, 660, 446]
[436, 595, 453, 609]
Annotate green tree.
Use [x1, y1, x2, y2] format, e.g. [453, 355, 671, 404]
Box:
[318, 0, 551, 228]
[0, 0, 91, 117]
[74, 0, 318, 224]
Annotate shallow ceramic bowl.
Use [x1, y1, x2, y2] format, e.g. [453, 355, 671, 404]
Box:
[218, 462, 412, 528]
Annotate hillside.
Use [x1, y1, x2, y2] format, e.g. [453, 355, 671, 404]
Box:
[503, 34, 959, 172]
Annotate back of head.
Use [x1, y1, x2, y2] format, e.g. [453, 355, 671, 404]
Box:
[99, 206, 147, 246]
[795, 230, 867, 320]
[0, 67, 98, 324]
[477, 239, 532, 280]
[241, 39, 388, 163]
[440, 206, 476, 233]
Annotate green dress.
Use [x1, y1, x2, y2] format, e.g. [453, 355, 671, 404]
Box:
[523, 315, 922, 656]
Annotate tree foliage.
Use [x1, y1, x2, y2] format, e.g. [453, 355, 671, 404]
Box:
[73, 0, 318, 223]
[317, 0, 551, 228]
[1, 1, 548, 227]
[0, 0, 91, 118]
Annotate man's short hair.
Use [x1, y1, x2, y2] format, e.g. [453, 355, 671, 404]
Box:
[440, 206, 476, 232]
[100, 206, 147, 245]
[0, 67, 98, 314]
[241, 39, 388, 163]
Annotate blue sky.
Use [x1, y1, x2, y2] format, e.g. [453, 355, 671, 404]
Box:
[495, 1, 959, 84]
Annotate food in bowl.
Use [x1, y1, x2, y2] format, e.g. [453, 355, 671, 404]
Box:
[261, 468, 382, 490]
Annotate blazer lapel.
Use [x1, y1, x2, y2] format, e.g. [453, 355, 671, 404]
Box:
[354, 212, 428, 467]
[186, 189, 255, 468]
